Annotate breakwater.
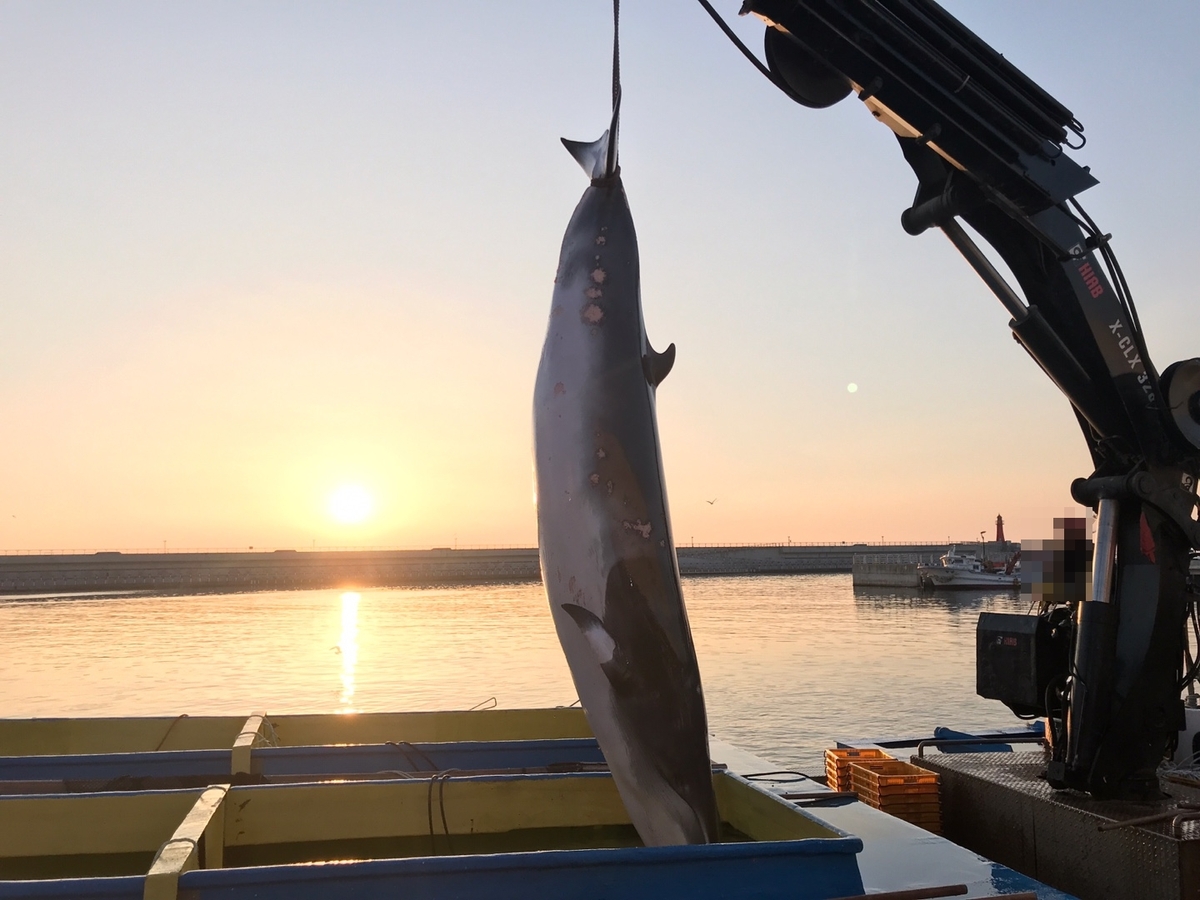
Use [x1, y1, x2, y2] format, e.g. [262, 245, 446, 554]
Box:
[852, 542, 1020, 588]
[0, 544, 953, 595]
[851, 553, 942, 588]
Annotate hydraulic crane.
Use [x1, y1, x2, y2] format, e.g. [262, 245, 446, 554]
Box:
[703, 0, 1200, 799]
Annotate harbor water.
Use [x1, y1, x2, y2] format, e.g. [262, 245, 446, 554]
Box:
[0, 574, 1028, 770]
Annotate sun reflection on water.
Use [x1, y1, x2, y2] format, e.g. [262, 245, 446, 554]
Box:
[338, 591, 360, 711]
[0, 577, 1033, 770]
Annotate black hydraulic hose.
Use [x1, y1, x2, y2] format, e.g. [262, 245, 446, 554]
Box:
[696, 0, 790, 95]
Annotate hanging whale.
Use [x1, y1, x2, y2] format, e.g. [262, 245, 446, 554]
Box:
[532, 97, 720, 846]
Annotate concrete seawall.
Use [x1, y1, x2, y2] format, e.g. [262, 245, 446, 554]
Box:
[851, 553, 943, 588]
[0, 544, 953, 595]
[852, 543, 1023, 588]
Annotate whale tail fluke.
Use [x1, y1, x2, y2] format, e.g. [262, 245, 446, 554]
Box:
[563, 85, 621, 181]
[562, 131, 611, 181]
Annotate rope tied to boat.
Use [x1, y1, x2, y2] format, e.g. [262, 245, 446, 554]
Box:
[153, 714, 189, 752]
[426, 769, 460, 855]
[386, 740, 440, 773]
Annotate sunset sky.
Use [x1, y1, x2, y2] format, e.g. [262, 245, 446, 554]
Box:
[2, 1, 1198, 551]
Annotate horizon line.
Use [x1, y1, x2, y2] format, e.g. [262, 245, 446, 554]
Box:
[0, 538, 1017, 557]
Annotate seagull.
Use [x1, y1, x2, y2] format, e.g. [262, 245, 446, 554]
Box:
[706, 498, 717, 505]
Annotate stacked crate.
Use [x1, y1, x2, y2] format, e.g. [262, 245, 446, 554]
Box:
[848, 759, 941, 834]
[823, 747, 892, 793]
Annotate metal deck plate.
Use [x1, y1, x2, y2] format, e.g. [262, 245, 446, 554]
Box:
[919, 750, 1200, 900]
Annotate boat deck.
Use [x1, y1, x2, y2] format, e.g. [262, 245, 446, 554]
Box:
[0, 710, 1075, 899]
[710, 740, 1073, 900]
[920, 750, 1200, 900]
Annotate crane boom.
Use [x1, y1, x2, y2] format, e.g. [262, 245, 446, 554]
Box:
[724, 0, 1200, 798]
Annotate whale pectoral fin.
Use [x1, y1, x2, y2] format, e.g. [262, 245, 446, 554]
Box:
[561, 602, 635, 690]
[562, 132, 611, 181]
[642, 342, 676, 387]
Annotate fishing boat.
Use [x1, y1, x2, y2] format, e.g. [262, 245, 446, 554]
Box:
[917, 547, 1020, 591]
[0, 707, 1069, 899]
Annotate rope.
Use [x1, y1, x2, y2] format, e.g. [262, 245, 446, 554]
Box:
[259, 716, 280, 747]
[426, 769, 460, 855]
[612, 0, 621, 110]
[743, 769, 824, 783]
[605, 0, 622, 178]
[153, 714, 189, 752]
[386, 740, 441, 773]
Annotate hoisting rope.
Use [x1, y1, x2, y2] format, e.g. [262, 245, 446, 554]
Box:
[606, 0, 622, 178]
[612, 0, 621, 110]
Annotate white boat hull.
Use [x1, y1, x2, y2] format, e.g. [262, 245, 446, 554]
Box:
[917, 566, 1019, 590]
[917, 546, 1020, 590]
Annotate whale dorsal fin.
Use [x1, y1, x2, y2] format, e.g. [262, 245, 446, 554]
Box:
[642, 342, 676, 387]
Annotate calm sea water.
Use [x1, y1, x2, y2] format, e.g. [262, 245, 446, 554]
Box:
[0, 574, 1028, 770]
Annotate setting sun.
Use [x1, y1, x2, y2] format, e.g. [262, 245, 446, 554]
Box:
[328, 485, 374, 524]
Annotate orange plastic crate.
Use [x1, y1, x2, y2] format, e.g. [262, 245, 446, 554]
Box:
[856, 790, 940, 808]
[850, 761, 940, 809]
[850, 763, 942, 835]
[852, 759, 939, 786]
[853, 780, 941, 802]
[845, 759, 914, 796]
[823, 748, 893, 792]
[849, 760, 939, 792]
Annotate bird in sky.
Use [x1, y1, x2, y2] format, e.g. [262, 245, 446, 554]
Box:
[706, 498, 717, 505]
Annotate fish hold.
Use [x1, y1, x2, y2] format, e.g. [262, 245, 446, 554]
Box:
[533, 126, 719, 846]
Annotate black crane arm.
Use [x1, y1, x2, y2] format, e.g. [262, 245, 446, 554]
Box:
[718, 0, 1200, 798]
